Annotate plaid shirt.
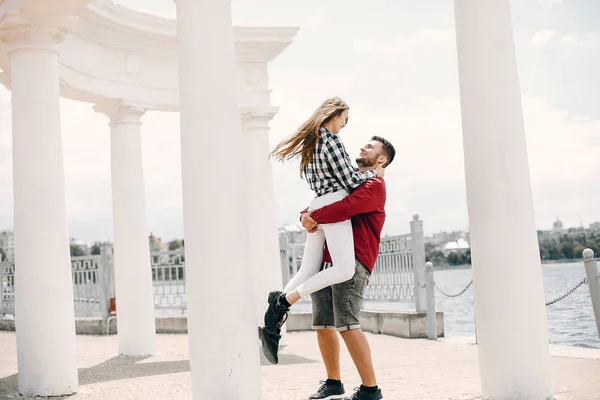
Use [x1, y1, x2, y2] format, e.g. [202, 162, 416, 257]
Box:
[303, 127, 376, 197]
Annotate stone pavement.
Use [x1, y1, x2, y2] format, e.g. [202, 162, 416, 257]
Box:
[0, 331, 599, 399]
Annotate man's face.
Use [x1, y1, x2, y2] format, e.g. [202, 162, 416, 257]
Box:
[356, 140, 384, 168]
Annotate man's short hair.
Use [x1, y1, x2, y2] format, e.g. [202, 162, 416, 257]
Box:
[371, 136, 396, 168]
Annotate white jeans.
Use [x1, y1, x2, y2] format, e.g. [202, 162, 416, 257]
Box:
[284, 190, 355, 298]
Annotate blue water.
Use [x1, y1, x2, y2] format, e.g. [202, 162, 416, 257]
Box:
[433, 262, 599, 349]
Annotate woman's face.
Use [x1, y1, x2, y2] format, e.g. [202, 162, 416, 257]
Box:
[328, 109, 349, 134]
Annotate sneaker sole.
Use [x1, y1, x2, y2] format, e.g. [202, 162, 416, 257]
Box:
[308, 395, 345, 400]
[258, 327, 278, 365]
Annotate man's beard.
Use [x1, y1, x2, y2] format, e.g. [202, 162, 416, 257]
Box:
[356, 157, 375, 168]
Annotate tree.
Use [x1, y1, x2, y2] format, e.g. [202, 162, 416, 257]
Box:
[90, 243, 101, 255]
[561, 244, 574, 260]
[168, 240, 182, 251]
[574, 245, 586, 258]
[446, 252, 461, 265]
[70, 244, 86, 257]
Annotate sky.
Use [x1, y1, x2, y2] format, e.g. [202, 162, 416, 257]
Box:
[0, 0, 599, 242]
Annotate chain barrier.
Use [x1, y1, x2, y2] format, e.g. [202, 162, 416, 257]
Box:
[545, 276, 587, 306]
[434, 279, 473, 298]
[431, 274, 588, 305]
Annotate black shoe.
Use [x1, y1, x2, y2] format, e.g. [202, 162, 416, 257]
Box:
[309, 380, 345, 399]
[258, 326, 281, 365]
[345, 387, 383, 400]
[264, 290, 290, 334]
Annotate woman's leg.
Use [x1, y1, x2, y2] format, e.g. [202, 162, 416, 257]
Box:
[263, 228, 325, 334]
[283, 229, 325, 294]
[293, 219, 355, 298]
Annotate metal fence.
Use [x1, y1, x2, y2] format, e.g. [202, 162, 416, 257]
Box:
[365, 234, 415, 301]
[0, 216, 427, 318]
[151, 250, 186, 313]
[279, 216, 427, 310]
[0, 247, 186, 318]
[0, 262, 15, 316]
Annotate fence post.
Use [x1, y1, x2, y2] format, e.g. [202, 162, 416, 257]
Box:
[97, 244, 113, 319]
[583, 248, 600, 341]
[410, 214, 427, 312]
[425, 261, 437, 340]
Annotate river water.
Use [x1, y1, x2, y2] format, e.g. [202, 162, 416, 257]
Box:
[433, 262, 599, 349]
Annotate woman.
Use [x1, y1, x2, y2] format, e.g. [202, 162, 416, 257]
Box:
[263, 97, 384, 337]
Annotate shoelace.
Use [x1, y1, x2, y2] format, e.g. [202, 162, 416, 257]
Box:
[317, 380, 328, 392]
[274, 302, 289, 329]
[277, 310, 288, 329]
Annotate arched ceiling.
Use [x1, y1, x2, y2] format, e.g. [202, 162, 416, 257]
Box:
[111, 0, 175, 19]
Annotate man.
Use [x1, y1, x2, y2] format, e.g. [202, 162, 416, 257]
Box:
[259, 136, 394, 399]
[301, 136, 394, 400]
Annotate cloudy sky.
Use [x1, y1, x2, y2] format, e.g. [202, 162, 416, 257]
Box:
[0, 0, 598, 242]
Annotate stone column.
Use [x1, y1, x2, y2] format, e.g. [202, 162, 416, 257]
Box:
[241, 108, 286, 332]
[175, 1, 261, 399]
[94, 102, 156, 356]
[0, 13, 79, 397]
[454, 1, 553, 399]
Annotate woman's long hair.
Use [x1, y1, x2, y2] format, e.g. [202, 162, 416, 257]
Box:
[270, 97, 349, 176]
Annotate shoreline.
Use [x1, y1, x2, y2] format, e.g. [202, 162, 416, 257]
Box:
[433, 259, 582, 271]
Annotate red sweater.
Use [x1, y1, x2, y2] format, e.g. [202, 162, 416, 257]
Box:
[309, 177, 386, 272]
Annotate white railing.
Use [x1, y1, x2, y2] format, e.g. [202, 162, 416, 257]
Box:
[279, 215, 427, 310]
[0, 262, 14, 316]
[0, 246, 187, 318]
[365, 234, 415, 302]
[151, 250, 186, 313]
[0, 215, 429, 319]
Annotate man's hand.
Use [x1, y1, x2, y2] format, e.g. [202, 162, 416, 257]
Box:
[375, 163, 385, 178]
[301, 212, 318, 233]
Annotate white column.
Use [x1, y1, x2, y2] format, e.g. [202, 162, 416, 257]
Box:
[241, 108, 286, 331]
[175, 1, 261, 399]
[94, 102, 156, 356]
[454, 1, 553, 399]
[1, 14, 78, 396]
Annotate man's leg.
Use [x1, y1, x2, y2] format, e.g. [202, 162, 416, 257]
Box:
[317, 329, 341, 380]
[339, 329, 376, 386]
[309, 279, 345, 399]
[333, 262, 382, 399]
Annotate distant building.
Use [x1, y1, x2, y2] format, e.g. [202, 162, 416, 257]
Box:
[426, 230, 468, 245]
[149, 233, 168, 252]
[552, 218, 564, 233]
[0, 231, 15, 263]
[442, 238, 470, 256]
[590, 222, 600, 232]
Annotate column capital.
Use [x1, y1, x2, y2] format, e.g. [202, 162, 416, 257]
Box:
[94, 101, 147, 124]
[241, 107, 279, 131]
[0, 11, 78, 52]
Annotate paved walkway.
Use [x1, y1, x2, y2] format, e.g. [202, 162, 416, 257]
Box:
[1, 331, 599, 399]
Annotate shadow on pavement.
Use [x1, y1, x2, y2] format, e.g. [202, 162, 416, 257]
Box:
[0, 352, 317, 397]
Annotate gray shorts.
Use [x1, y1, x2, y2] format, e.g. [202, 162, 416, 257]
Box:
[310, 260, 371, 331]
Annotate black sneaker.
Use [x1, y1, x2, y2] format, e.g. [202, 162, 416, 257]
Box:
[258, 326, 281, 364]
[345, 387, 383, 400]
[264, 291, 290, 334]
[309, 380, 345, 399]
